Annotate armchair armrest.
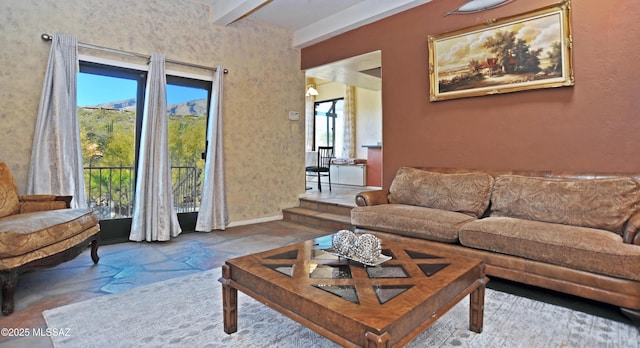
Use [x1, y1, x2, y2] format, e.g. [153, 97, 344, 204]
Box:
[355, 190, 389, 207]
[623, 212, 640, 245]
[19, 195, 72, 213]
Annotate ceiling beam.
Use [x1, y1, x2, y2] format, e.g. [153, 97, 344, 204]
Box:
[211, 0, 270, 26]
[293, 0, 433, 48]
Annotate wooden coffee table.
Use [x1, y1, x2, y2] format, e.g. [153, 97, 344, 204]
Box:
[219, 232, 488, 347]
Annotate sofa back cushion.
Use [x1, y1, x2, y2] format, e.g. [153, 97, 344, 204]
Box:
[490, 175, 640, 234]
[0, 163, 20, 218]
[388, 167, 494, 218]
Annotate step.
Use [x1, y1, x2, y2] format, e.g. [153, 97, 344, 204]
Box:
[298, 198, 354, 217]
[282, 207, 353, 231]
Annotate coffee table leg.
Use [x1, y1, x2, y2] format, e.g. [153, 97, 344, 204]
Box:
[221, 264, 238, 334]
[469, 282, 485, 333]
[365, 331, 390, 348]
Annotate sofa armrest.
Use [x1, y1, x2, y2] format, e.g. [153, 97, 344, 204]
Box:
[355, 190, 389, 207]
[19, 195, 72, 213]
[623, 212, 640, 245]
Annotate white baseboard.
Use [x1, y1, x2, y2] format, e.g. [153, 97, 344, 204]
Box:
[227, 215, 283, 227]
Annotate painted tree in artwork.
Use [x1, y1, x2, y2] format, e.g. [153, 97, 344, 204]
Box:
[483, 30, 542, 74]
[546, 42, 563, 74]
[468, 58, 483, 73]
[512, 39, 542, 73]
[483, 30, 517, 72]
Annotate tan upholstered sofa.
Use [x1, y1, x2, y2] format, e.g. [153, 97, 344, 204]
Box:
[0, 163, 100, 315]
[351, 167, 640, 324]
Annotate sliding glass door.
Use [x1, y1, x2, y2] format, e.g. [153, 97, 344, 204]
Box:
[77, 61, 211, 242]
[313, 98, 344, 157]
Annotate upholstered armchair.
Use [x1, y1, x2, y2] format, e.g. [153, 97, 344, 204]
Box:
[0, 163, 100, 315]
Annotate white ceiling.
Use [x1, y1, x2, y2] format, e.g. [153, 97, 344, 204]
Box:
[305, 50, 382, 91]
[201, 1, 516, 89]
[204, 0, 433, 48]
[202, 0, 442, 90]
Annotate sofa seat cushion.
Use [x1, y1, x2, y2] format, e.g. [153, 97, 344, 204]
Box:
[0, 209, 98, 258]
[491, 175, 640, 235]
[0, 225, 99, 270]
[388, 167, 494, 218]
[351, 204, 476, 243]
[459, 217, 640, 281]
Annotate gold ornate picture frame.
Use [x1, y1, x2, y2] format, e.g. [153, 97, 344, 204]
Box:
[428, 0, 574, 102]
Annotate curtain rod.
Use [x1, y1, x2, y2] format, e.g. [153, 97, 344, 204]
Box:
[41, 33, 228, 74]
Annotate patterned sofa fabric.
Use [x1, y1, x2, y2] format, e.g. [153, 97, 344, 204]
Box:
[0, 226, 100, 270]
[490, 175, 640, 235]
[459, 217, 640, 281]
[352, 167, 640, 314]
[19, 195, 69, 213]
[351, 204, 475, 243]
[0, 163, 20, 218]
[0, 209, 98, 258]
[0, 162, 101, 316]
[388, 167, 494, 218]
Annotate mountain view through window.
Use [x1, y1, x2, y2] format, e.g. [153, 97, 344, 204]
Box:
[78, 68, 210, 220]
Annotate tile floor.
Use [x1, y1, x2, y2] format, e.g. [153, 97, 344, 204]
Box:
[0, 185, 371, 348]
[1, 220, 335, 348]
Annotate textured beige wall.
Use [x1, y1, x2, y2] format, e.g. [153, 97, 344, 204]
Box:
[0, 0, 306, 223]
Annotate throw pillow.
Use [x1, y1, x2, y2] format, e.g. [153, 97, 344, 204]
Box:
[388, 167, 494, 218]
[490, 175, 640, 235]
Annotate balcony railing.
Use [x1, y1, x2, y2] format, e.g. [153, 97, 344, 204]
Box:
[84, 164, 201, 220]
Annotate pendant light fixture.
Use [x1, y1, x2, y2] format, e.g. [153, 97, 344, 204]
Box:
[445, 0, 516, 16]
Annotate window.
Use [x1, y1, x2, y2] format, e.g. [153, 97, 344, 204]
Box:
[165, 77, 209, 214]
[77, 61, 211, 222]
[313, 98, 344, 157]
[78, 63, 144, 220]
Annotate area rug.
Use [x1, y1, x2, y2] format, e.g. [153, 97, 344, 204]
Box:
[43, 268, 639, 348]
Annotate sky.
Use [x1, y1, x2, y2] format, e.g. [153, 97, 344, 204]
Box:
[77, 73, 208, 106]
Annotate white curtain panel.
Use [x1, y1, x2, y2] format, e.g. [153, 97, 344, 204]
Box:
[129, 53, 182, 242]
[342, 85, 356, 158]
[27, 33, 88, 209]
[195, 66, 229, 232]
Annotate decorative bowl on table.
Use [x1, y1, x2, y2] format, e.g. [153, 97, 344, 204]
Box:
[328, 230, 391, 266]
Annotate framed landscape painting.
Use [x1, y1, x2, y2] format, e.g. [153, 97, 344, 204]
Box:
[428, 0, 574, 102]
